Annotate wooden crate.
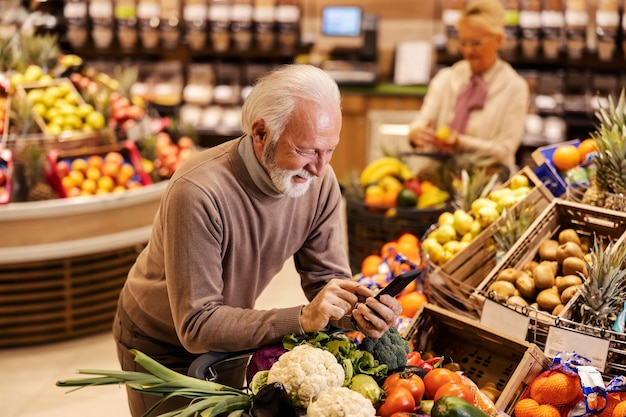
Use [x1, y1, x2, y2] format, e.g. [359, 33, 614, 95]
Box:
[405, 304, 551, 415]
[424, 166, 554, 317]
[471, 199, 626, 379]
[472, 199, 626, 310]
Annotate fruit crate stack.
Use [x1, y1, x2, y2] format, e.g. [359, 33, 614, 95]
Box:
[423, 166, 554, 319]
[405, 303, 551, 416]
[471, 199, 626, 380]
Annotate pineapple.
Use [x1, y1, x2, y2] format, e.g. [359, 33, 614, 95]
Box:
[576, 239, 626, 330]
[452, 168, 499, 213]
[17, 33, 60, 72]
[492, 201, 537, 256]
[23, 143, 57, 201]
[587, 89, 626, 210]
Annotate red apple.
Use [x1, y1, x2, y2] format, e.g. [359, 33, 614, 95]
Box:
[56, 160, 70, 177]
[0, 169, 6, 187]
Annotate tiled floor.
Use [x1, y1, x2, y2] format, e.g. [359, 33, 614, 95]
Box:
[1, 258, 307, 417]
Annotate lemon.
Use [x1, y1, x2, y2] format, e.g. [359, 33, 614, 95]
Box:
[435, 125, 451, 141]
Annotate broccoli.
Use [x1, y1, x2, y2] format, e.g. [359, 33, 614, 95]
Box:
[357, 326, 410, 373]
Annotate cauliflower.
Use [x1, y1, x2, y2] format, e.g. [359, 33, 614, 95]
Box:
[266, 344, 344, 407]
[307, 386, 376, 417]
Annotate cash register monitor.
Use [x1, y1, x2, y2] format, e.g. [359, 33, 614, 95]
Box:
[321, 5, 362, 37]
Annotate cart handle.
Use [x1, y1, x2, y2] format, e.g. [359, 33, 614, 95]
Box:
[188, 350, 256, 381]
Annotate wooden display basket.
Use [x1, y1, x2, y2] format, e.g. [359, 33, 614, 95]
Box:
[472, 199, 626, 310]
[471, 199, 626, 378]
[405, 303, 551, 415]
[11, 78, 107, 152]
[424, 166, 554, 317]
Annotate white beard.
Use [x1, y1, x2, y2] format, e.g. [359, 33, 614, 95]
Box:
[263, 142, 314, 197]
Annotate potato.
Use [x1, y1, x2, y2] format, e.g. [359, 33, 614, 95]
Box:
[507, 295, 529, 307]
[496, 267, 520, 284]
[556, 241, 584, 264]
[522, 260, 538, 275]
[560, 285, 582, 305]
[536, 288, 562, 311]
[533, 263, 556, 290]
[487, 280, 516, 298]
[552, 304, 565, 316]
[558, 228, 581, 246]
[562, 256, 588, 277]
[515, 273, 536, 299]
[556, 275, 583, 293]
[538, 239, 559, 261]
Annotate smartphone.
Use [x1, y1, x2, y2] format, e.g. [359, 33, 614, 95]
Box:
[374, 269, 422, 300]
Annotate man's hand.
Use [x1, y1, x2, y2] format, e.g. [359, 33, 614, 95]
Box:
[300, 279, 372, 333]
[352, 294, 402, 339]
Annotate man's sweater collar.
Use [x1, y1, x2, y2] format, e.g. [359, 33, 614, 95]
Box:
[237, 135, 284, 198]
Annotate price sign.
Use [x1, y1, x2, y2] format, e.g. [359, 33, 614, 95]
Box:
[544, 326, 610, 371]
[480, 299, 530, 341]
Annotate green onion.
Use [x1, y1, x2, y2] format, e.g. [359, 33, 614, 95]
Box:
[56, 350, 252, 417]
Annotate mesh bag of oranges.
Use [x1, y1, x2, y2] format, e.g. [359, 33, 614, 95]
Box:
[513, 352, 623, 417]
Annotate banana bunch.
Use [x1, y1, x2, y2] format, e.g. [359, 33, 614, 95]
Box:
[360, 157, 415, 187]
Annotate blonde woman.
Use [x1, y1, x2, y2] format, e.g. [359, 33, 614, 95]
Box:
[408, 0, 529, 175]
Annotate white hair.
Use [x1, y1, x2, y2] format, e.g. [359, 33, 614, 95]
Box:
[241, 64, 341, 143]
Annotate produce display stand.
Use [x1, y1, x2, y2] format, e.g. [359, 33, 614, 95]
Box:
[471, 199, 626, 379]
[0, 181, 167, 347]
[424, 166, 554, 318]
[405, 303, 551, 415]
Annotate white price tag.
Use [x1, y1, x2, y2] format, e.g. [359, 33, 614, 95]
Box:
[480, 299, 530, 341]
[544, 326, 610, 371]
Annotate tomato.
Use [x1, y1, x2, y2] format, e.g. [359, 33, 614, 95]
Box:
[377, 386, 416, 417]
[390, 413, 419, 417]
[384, 371, 425, 403]
[423, 368, 462, 399]
[434, 381, 476, 403]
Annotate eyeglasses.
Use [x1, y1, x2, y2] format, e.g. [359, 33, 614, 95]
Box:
[458, 36, 493, 49]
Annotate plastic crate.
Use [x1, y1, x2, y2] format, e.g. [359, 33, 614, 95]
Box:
[424, 166, 554, 317]
[405, 304, 551, 415]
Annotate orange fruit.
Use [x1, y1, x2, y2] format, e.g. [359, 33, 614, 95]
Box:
[530, 372, 581, 406]
[396, 240, 420, 262]
[514, 398, 540, 417]
[552, 145, 580, 171]
[382, 189, 400, 207]
[578, 138, 599, 163]
[398, 233, 419, 247]
[380, 241, 398, 259]
[536, 404, 562, 417]
[361, 255, 382, 276]
[612, 400, 626, 417]
[398, 290, 427, 318]
[596, 395, 621, 417]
